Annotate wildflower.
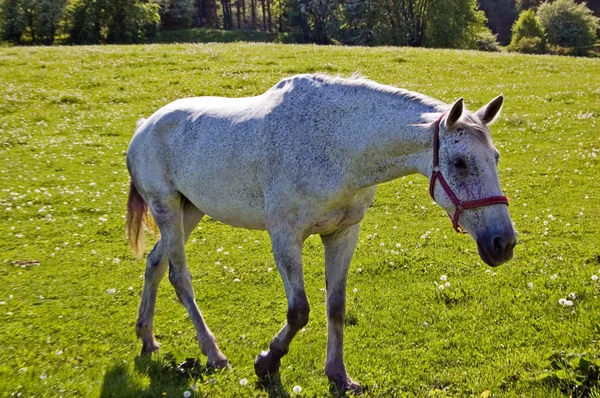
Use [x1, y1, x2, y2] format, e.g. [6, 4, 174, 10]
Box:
[440, 275, 447, 281]
[240, 378, 248, 386]
[183, 391, 191, 398]
[527, 283, 533, 289]
[357, 268, 362, 273]
[568, 292, 576, 300]
[445, 282, 450, 288]
[438, 285, 445, 291]
[352, 288, 358, 293]
[106, 288, 116, 294]
[293, 385, 302, 394]
[234, 278, 240, 283]
[558, 298, 567, 305]
[592, 275, 598, 282]
[551, 274, 558, 280]
[565, 300, 574, 307]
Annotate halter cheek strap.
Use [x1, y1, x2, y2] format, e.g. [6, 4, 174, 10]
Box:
[429, 113, 509, 233]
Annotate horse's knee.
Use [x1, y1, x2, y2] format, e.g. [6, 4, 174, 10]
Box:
[287, 297, 310, 329]
[327, 293, 346, 324]
[145, 241, 164, 268]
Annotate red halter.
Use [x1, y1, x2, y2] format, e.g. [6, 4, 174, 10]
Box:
[429, 114, 509, 233]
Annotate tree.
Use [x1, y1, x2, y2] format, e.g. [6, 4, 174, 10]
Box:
[193, 0, 218, 27]
[1, 0, 26, 44]
[517, 0, 541, 11]
[67, 0, 159, 44]
[424, 0, 488, 49]
[36, 0, 67, 45]
[508, 9, 546, 53]
[160, 0, 195, 29]
[538, 0, 599, 55]
[383, 0, 434, 46]
[221, 0, 233, 29]
[478, 0, 517, 45]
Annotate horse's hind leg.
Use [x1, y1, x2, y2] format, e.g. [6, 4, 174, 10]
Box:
[321, 224, 362, 393]
[255, 227, 309, 378]
[136, 200, 211, 356]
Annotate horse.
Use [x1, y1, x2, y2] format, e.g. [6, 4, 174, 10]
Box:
[125, 74, 517, 393]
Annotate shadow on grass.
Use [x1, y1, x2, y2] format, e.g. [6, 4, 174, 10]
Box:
[255, 373, 291, 398]
[99, 354, 210, 398]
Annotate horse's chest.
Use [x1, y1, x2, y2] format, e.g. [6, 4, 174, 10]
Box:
[307, 189, 376, 235]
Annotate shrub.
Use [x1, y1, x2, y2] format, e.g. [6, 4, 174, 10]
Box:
[511, 9, 545, 43]
[508, 36, 547, 53]
[476, 30, 501, 52]
[508, 9, 546, 53]
[537, 0, 599, 56]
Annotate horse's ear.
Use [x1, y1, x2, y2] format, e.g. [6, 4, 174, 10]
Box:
[476, 95, 504, 125]
[445, 98, 463, 130]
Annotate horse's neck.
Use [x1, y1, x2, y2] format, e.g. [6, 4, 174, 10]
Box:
[347, 96, 437, 190]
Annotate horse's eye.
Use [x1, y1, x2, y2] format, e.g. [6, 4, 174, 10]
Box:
[453, 158, 468, 170]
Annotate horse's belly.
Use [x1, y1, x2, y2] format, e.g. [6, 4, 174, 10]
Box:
[180, 176, 267, 231]
[199, 205, 267, 230]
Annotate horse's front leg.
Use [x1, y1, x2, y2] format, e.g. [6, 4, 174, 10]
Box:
[320, 223, 362, 394]
[255, 227, 309, 378]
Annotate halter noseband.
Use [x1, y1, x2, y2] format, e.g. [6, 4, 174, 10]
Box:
[429, 114, 509, 233]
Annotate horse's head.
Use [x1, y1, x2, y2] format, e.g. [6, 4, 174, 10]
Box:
[430, 96, 517, 267]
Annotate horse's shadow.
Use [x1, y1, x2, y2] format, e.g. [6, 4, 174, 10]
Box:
[99, 354, 210, 398]
[256, 373, 290, 398]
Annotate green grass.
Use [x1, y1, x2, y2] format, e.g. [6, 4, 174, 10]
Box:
[0, 43, 599, 397]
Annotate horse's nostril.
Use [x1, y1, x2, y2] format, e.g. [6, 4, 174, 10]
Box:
[493, 236, 503, 253]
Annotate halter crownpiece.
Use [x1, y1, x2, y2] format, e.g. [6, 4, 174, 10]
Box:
[429, 113, 509, 233]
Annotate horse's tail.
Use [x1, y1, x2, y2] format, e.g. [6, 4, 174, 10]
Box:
[126, 181, 147, 259]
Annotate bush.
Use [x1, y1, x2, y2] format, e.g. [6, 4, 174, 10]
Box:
[508, 36, 547, 53]
[508, 9, 546, 53]
[476, 30, 501, 52]
[537, 0, 599, 56]
[511, 9, 545, 43]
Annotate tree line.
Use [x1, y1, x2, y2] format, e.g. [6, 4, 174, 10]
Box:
[1, 0, 598, 54]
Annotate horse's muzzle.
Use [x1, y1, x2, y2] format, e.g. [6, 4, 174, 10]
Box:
[476, 229, 517, 267]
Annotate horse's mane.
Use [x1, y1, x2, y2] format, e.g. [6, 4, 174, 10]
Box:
[272, 73, 494, 145]
[274, 73, 447, 112]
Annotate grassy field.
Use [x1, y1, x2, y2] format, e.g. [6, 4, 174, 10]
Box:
[0, 43, 599, 397]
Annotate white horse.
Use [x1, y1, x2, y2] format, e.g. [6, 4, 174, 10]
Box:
[126, 74, 517, 393]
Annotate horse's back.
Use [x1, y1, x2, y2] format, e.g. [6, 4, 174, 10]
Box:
[127, 94, 272, 229]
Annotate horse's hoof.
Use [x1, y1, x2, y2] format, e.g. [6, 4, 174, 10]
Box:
[207, 358, 230, 370]
[254, 350, 281, 379]
[343, 379, 362, 395]
[329, 374, 362, 395]
[140, 339, 160, 355]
